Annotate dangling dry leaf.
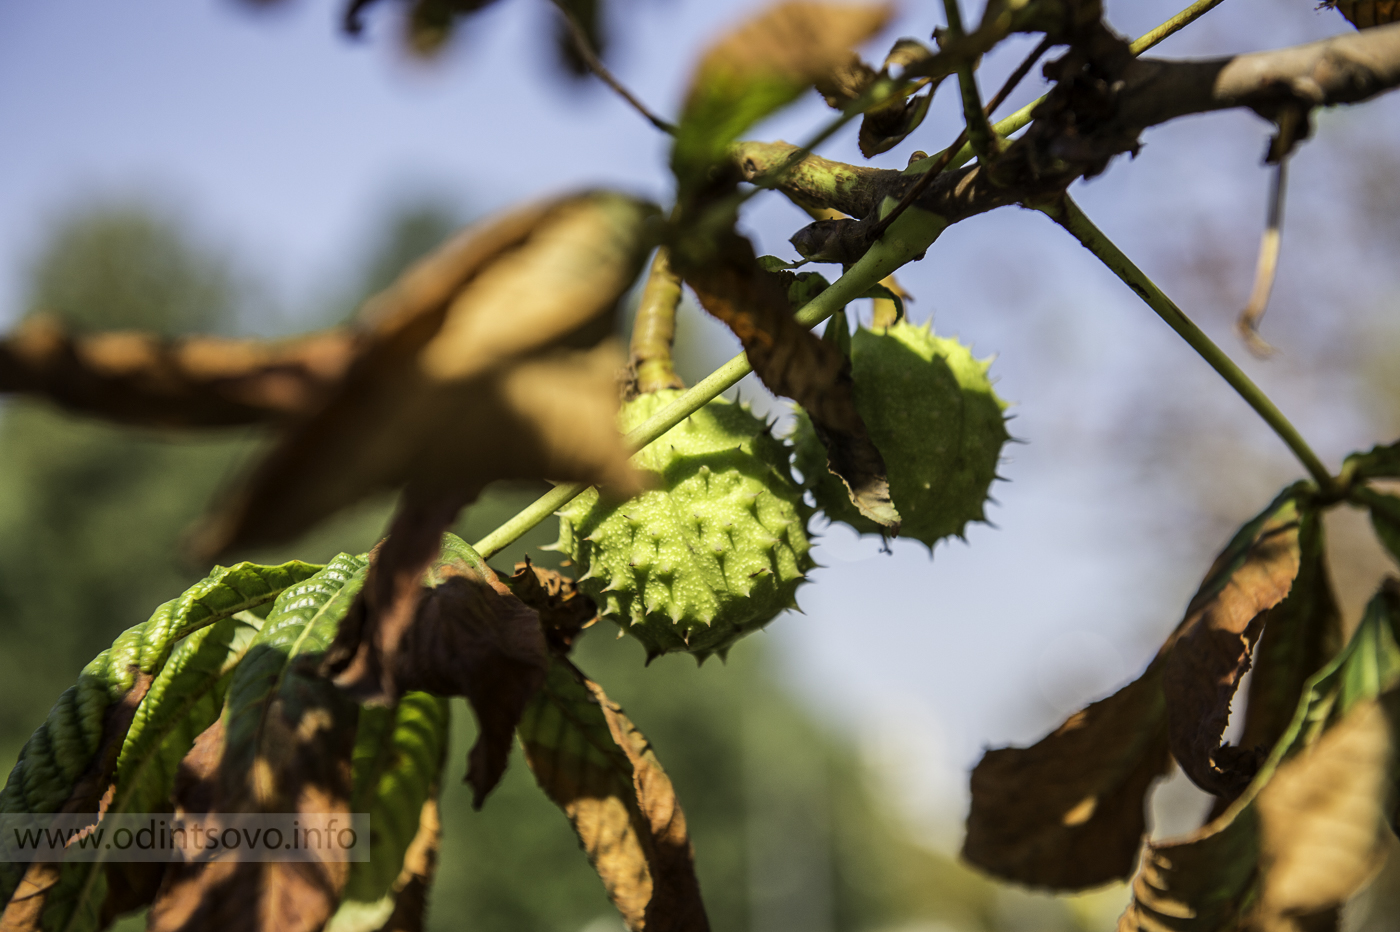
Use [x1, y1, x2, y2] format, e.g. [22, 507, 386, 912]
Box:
[963, 663, 1172, 889]
[965, 487, 1309, 889]
[323, 536, 548, 807]
[1164, 492, 1303, 797]
[519, 658, 708, 932]
[0, 317, 355, 429]
[1226, 507, 1342, 813]
[1120, 582, 1400, 931]
[198, 193, 652, 674]
[858, 39, 939, 157]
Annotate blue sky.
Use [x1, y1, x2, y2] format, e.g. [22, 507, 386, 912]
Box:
[3, 0, 1397, 846]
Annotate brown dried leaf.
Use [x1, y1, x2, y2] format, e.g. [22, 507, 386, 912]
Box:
[1226, 508, 1342, 813]
[814, 53, 879, 107]
[674, 231, 898, 529]
[963, 663, 1172, 889]
[859, 84, 934, 157]
[964, 488, 1311, 890]
[505, 557, 598, 654]
[1120, 695, 1399, 932]
[0, 672, 153, 932]
[1329, 0, 1400, 28]
[1164, 493, 1303, 796]
[0, 316, 354, 428]
[519, 658, 708, 932]
[857, 38, 939, 157]
[325, 539, 548, 807]
[199, 191, 655, 558]
[147, 712, 356, 931]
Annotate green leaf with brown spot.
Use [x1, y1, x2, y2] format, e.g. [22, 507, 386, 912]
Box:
[146, 554, 367, 932]
[519, 658, 708, 932]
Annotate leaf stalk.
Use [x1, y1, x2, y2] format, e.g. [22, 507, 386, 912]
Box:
[629, 249, 686, 394]
[1043, 195, 1335, 492]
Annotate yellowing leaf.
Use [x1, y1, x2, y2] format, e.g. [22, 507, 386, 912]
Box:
[672, 2, 892, 191]
[519, 658, 708, 932]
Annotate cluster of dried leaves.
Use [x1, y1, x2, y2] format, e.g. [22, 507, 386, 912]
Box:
[965, 446, 1400, 926]
[4, 1, 1400, 931]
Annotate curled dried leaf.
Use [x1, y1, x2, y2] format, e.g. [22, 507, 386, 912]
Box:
[966, 487, 1314, 889]
[1164, 492, 1303, 797]
[1227, 508, 1342, 813]
[674, 231, 897, 529]
[505, 557, 598, 654]
[1120, 585, 1400, 931]
[324, 537, 548, 808]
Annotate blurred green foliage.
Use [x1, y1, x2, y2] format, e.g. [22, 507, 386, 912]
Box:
[0, 201, 1098, 932]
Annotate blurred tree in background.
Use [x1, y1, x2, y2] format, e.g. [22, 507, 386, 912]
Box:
[0, 203, 1101, 932]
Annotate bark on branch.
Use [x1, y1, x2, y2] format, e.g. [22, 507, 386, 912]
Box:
[739, 22, 1400, 260]
[1114, 22, 1400, 132]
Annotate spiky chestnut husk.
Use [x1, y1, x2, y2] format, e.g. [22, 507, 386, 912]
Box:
[793, 319, 1010, 548]
[557, 389, 814, 661]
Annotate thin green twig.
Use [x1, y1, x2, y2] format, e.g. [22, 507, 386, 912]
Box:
[943, 0, 997, 162]
[1043, 195, 1334, 491]
[1128, 0, 1228, 54]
